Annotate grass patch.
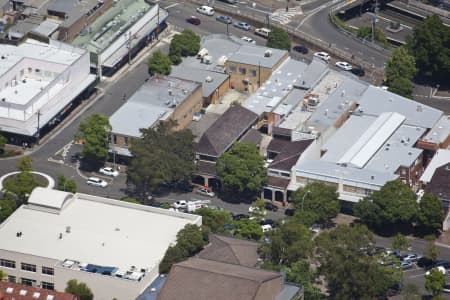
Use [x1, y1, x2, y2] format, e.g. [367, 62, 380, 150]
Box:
[329, 14, 358, 34]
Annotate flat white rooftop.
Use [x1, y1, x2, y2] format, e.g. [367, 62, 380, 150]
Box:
[0, 78, 52, 105]
[0, 188, 201, 272]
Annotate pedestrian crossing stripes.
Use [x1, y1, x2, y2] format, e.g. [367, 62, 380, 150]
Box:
[270, 6, 303, 25]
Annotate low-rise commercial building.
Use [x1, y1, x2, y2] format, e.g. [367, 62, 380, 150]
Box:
[0, 187, 201, 300]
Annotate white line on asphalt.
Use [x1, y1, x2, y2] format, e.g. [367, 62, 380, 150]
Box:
[164, 3, 179, 10]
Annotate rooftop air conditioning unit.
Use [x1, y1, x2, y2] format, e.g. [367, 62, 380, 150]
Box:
[264, 50, 272, 57]
[205, 76, 213, 83]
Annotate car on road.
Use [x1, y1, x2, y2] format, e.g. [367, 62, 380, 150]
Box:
[234, 22, 251, 31]
[70, 152, 84, 162]
[173, 200, 187, 210]
[335, 61, 353, 71]
[443, 284, 450, 293]
[292, 45, 308, 54]
[196, 5, 215, 16]
[314, 51, 330, 62]
[232, 213, 249, 221]
[186, 16, 201, 25]
[402, 254, 421, 263]
[216, 15, 232, 24]
[351, 66, 365, 77]
[248, 206, 267, 216]
[241, 36, 256, 44]
[261, 224, 272, 232]
[400, 261, 413, 270]
[264, 202, 278, 212]
[197, 188, 215, 197]
[436, 261, 450, 270]
[99, 167, 119, 177]
[86, 177, 108, 188]
[259, 219, 275, 226]
[426, 266, 446, 276]
[254, 27, 271, 39]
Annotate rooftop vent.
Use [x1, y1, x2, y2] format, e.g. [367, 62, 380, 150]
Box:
[16, 231, 22, 237]
[33, 292, 40, 298]
[6, 287, 13, 294]
[205, 76, 213, 83]
[20, 290, 27, 296]
[168, 89, 172, 96]
[417, 105, 423, 112]
[371, 175, 375, 180]
[66, 226, 71, 233]
[264, 50, 272, 57]
[341, 90, 345, 97]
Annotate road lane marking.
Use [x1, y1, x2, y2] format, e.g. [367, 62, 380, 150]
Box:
[164, 3, 179, 10]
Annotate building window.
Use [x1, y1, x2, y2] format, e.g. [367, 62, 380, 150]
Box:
[239, 68, 246, 75]
[20, 69, 24, 77]
[113, 135, 117, 144]
[124, 137, 128, 146]
[0, 259, 16, 268]
[28, 67, 32, 73]
[250, 69, 257, 76]
[21, 278, 36, 286]
[7, 275, 16, 283]
[42, 267, 54, 276]
[364, 189, 372, 195]
[229, 66, 236, 73]
[35, 69, 41, 73]
[21, 263, 36, 272]
[41, 282, 54, 290]
[281, 172, 290, 177]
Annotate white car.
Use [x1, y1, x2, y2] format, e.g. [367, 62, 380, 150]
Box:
[192, 112, 202, 122]
[196, 5, 215, 16]
[99, 167, 119, 177]
[197, 188, 215, 197]
[335, 61, 353, 71]
[314, 51, 330, 62]
[426, 266, 446, 276]
[241, 36, 256, 44]
[248, 206, 267, 216]
[86, 177, 108, 188]
[173, 200, 187, 209]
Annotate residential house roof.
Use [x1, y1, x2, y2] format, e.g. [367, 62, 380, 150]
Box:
[196, 105, 258, 157]
[420, 149, 450, 183]
[198, 234, 261, 267]
[425, 162, 450, 202]
[240, 128, 263, 146]
[267, 176, 291, 189]
[268, 138, 314, 171]
[0, 281, 77, 300]
[196, 160, 217, 176]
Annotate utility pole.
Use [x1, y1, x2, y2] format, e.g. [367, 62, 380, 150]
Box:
[36, 110, 42, 144]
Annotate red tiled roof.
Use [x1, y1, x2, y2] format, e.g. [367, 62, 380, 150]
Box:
[0, 282, 77, 300]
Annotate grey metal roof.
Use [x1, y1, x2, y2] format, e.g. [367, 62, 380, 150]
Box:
[227, 44, 288, 68]
[110, 76, 200, 137]
[31, 19, 60, 36]
[171, 66, 228, 98]
[421, 115, 450, 144]
[357, 85, 443, 129]
[48, 0, 101, 28]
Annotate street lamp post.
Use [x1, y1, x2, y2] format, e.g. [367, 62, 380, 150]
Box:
[301, 190, 310, 211]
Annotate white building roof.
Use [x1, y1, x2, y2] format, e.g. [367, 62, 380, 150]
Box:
[420, 149, 450, 183]
[27, 187, 73, 210]
[421, 115, 450, 145]
[0, 189, 201, 272]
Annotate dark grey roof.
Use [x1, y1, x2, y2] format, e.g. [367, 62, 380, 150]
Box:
[197, 105, 258, 157]
[268, 138, 314, 171]
[171, 66, 229, 98]
[425, 163, 450, 203]
[240, 129, 262, 146]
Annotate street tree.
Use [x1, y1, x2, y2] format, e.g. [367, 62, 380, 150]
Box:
[408, 15, 450, 83]
[425, 268, 446, 298]
[424, 236, 440, 264]
[56, 175, 77, 193]
[0, 199, 16, 222]
[65, 279, 93, 300]
[18, 157, 32, 172]
[233, 218, 263, 241]
[267, 27, 291, 51]
[75, 113, 111, 164]
[169, 29, 200, 65]
[217, 142, 267, 201]
[147, 50, 172, 76]
[292, 182, 339, 226]
[388, 76, 413, 99]
[285, 259, 322, 300]
[3, 159, 41, 204]
[315, 224, 400, 299]
[194, 207, 233, 234]
[391, 233, 410, 251]
[354, 180, 418, 231]
[385, 46, 417, 82]
[0, 134, 6, 151]
[418, 193, 444, 234]
[128, 121, 195, 196]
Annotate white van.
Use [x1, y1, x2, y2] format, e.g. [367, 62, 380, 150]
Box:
[255, 27, 271, 39]
[196, 6, 215, 16]
[197, 48, 208, 59]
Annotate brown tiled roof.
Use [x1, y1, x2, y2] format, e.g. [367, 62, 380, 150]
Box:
[0, 282, 77, 300]
[268, 139, 314, 171]
[157, 258, 281, 300]
[240, 129, 263, 146]
[425, 163, 450, 202]
[198, 234, 261, 267]
[196, 160, 217, 176]
[196, 105, 258, 157]
[267, 176, 291, 189]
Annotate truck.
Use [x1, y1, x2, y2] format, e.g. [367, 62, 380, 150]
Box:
[186, 200, 211, 213]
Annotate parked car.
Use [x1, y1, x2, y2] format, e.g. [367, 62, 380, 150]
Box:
[186, 16, 201, 25]
[400, 261, 413, 270]
[259, 219, 275, 226]
[173, 200, 187, 209]
[241, 36, 256, 44]
[261, 224, 273, 232]
[426, 266, 446, 276]
[197, 187, 215, 197]
[292, 45, 308, 54]
[192, 112, 202, 121]
[314, 51, 330, 62]
[264, 202, 278, 212]
[216, 15, 232, 24]
[436, 261, 450, 270]
[248, 206, 267, 216]
[443, 284, 450, 293]
[232, 213, 249, 221]
[285, 208, 295, 216]
[351, 66, 365, 77]
[99, 167, 119, 177]
[254, 27, 271, 38]
[86, 177, 108, 188]
[402, 254, 421, 263]
[196, 5, 215, 16]
[234, 22, 251, 31]
[335, 61, 353, 71]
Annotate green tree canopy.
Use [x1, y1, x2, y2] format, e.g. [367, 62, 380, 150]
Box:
[0, 134, 6, 150]
[18, 157, 32, 172]
[391, 233, 410, 251]
[315, 224, 400, 299]
[75, 113, 111, 164]
[424, 236, 440, 263]
[56, 175, 77, 193]
[418, 193, 444, 233]
[357, 27, 388, 44]
[65, 279, 93, 300]
[354, 180, 418, 230]
[0, 199, 17, 222]
[388, 76, 413, 99]
[292, 182, 340, 226]
[148, 50, 172, 76]
[408, 15, 450, 83]
[285, 259, 322, 300]
[169, 30, 200, 64]
[194, 207, 233, 234]
[128, 121, 195, 196]
[267, 27, 291, 51]
[425, 268, 446, 297]
[233, 218, 263, 241]
[217, 142, 267, 201]
[386, 46, 417, 82]
[3, 158, 42, 204]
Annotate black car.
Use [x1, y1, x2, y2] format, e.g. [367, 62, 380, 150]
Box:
[292, 45, 308, 54]
[265, 202, 278, 212]
[351, 66, 365, 77]
[259, 219, 275, 226]
[186, 16, 201, 25]
[232, 213, 249, 221]
[285, 208, 295, 216]
[70, 152, 84, 162]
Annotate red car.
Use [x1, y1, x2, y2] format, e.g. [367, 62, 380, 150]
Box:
[186, 16, 201, 25]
